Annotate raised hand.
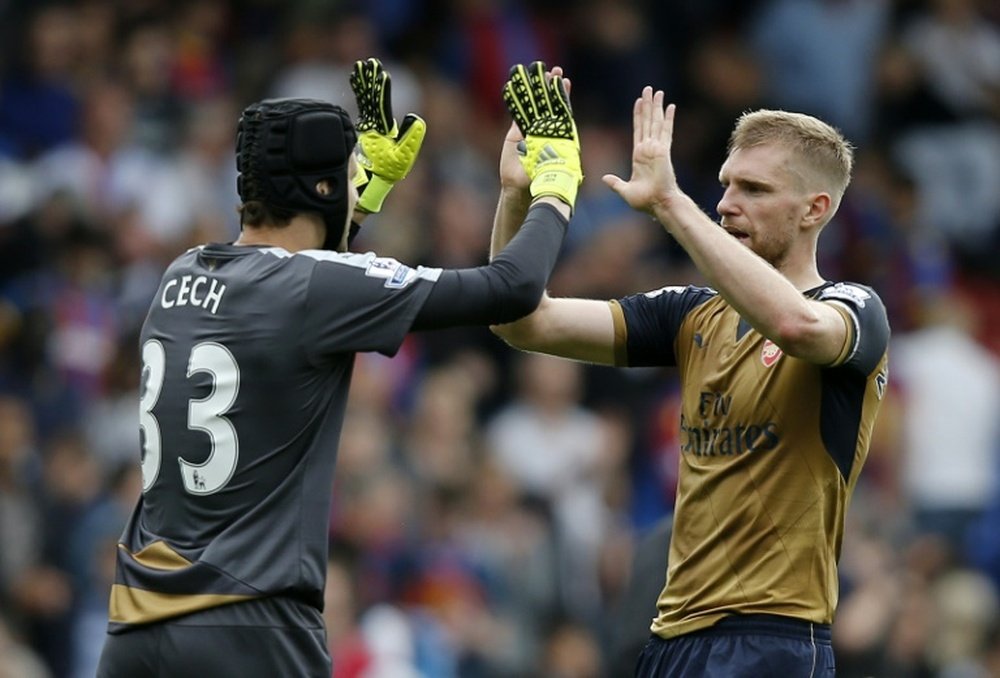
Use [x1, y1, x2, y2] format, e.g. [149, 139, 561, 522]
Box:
[350, 57, 427, 214]
[501, 61, 582, 211]
[499, 121, 530, 191]
[602, 87, 678, 215]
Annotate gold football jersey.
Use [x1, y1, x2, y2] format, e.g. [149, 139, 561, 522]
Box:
[612, 282, 890, 638]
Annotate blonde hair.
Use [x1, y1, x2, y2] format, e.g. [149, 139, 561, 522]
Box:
[728, 110, 854, 207]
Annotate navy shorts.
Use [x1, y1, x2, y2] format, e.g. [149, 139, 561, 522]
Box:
[96, 596, 330, 678]
[634, 614, 835, 678]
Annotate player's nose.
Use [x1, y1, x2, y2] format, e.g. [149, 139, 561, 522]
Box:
[716, 189, 738, 218]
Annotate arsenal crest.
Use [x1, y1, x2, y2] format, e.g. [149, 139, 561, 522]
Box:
[761, 339, 782, 367]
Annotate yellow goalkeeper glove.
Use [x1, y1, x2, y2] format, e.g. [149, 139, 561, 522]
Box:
[350, 58, 426, 214]
[502, 61, 582, 210]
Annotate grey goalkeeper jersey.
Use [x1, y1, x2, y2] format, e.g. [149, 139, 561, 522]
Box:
[109, 244, 440, 630]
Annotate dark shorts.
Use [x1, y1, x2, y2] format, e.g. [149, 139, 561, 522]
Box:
[96, 596, 330, 678]
[634, 614, 835, 678]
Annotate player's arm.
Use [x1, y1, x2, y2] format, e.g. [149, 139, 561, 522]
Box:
[493, 295, 617, 365]
[490, 118, 615, 366]
[415, 198, 617, 368]
[652, 191, 848, 364]
[489, 121, 532, 263]
[603, 88, 849, 366]
[485, 62, 618, 366]
[488, 126, 617, 365]
[411, 200, 568, 329]
[417, 63, 598, 337]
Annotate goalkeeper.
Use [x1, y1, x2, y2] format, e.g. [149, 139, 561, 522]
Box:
[95, 59, 581, 678]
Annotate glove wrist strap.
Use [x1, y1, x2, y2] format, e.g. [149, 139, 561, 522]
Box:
[530, 171, 578, 211]
[357, 175, 395, 214]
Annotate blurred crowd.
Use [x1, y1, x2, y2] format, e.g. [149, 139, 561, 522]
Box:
[0, 0, 999, 676]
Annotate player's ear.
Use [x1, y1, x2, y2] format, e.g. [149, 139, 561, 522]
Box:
[315, 180, 332, 196]
[803, 192, 831, 228]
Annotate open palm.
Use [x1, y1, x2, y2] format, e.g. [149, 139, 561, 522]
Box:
[602, 87, 679, 215]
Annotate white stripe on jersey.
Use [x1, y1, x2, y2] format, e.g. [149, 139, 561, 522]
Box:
[823, 299, 862, 364]
[260, 247, 443, 288]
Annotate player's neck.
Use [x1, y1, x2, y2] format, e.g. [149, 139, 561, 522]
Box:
[775, 242, 825, 292]
[781, 263, 825, 293]
[234, 216, 324, 252]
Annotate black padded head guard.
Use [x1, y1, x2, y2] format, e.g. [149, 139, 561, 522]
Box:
[236, 98, 357, 249]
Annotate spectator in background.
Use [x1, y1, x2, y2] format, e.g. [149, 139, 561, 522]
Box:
[0, 3, 81, 160]
[928, 569, 1000, 675]
[356, 604, 424, 678]
[32, 431, 103, 677]
[486, 352, 616, 626]
[434, 0, 561, 121]
[562, 122, 644, 250]
[80, 333, 142, 475]
[0, 191, 88, 298]
[456, 457, 561, 668]
[748, 0, 891, 144]
[323, 547, 374, 678]
[72, 0, 118, 85]
[426, 182, 495, 270]
[563, 0, 664, 127]
[901, 0, 1000, 120]
[332, 462, 416, 613]
[889, 0, 1000, 256]
[892, 290, 1000, 554]
[1, 224, 119, 428]
[540, 619, 603, 678]
[403, 484, 528, 676]
[401, 364, 481, 490]
[0, 395, 73, 678]
[0, 395, 44, 611]
[169, 0, 231, 101]
[167, 95, 242, 242]
[31, 77, 189, 258]
[607, 516, 672, 678]
[269, 7, 417, 115]
[0, 614, 51, 678]
[67, 462, 141, 678]
[825, 149, 953, 333]
[119, 17, 185, 154]
[674, 28, 764, 215]
[642, 0, 762, 86]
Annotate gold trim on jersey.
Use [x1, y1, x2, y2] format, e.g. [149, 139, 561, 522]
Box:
[609, 300, 629, 366]
[110, 541, 256, 624]
[108, 584, 255, 624]
[121, 541, 192, 570]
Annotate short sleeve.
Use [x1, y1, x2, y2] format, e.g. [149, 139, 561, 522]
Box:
[301, 251, 440, 360]
[616, 285, 716, 367]
[817, 282, 890, 375]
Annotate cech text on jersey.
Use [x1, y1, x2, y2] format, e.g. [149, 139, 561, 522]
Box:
[160, 275, 227, 315]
